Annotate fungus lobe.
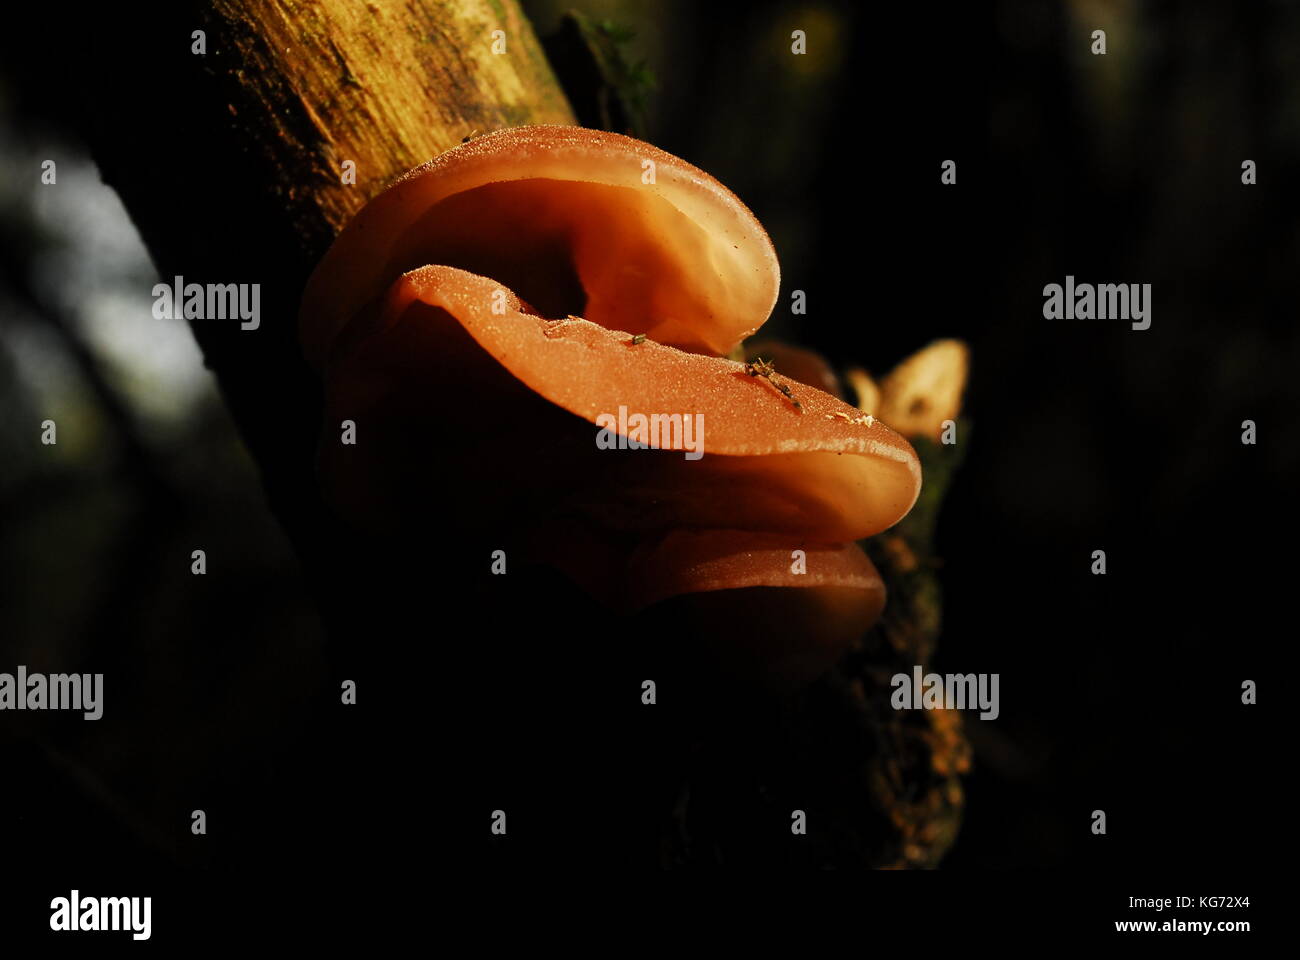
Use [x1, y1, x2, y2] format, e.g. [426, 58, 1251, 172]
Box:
[301, 126, 921, 680]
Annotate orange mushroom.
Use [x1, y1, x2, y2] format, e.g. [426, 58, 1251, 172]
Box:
[301, 125, 780, 363]
[300, 126, 921, 681]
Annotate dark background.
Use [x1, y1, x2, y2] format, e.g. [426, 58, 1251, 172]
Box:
[0, 0, 1288, 914]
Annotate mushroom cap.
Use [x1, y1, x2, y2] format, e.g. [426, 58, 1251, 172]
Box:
[630, 534, 888, 693]
[625, 530, 885, 615]
[301, 125, 780, 365]
[516, 517, 886, 693]
[325, 264, 921, 543]
[876, 339, 971, 440]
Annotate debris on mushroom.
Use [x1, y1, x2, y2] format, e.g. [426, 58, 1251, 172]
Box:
[743, 356, 802, 411]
